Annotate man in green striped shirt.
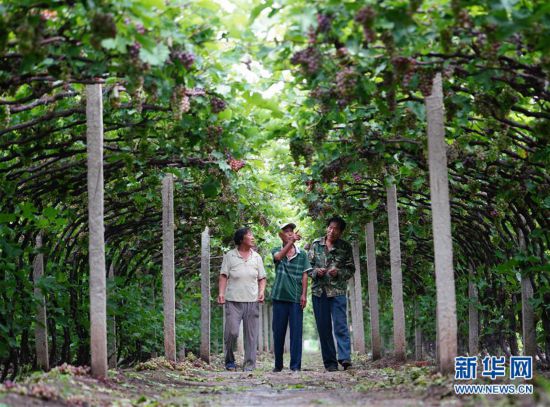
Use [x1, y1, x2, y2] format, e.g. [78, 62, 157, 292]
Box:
[271, 222, 312, 372]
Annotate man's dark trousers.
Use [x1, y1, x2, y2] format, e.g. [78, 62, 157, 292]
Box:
[272, 299, 303, 371]
[312, 291, 351, 369]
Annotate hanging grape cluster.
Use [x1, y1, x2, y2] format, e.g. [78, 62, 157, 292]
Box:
[290, 46, 322, 75]
[289, 137, 314, 166]
[355, 6, 377, 44]
[171, 85, 190, 120]
[207, 125, 223, 138]
[210, 97, 227, 113]
[127, 42, 141, 59]
[170, 50, 195, 70]
[90, 12, 117, 48]
[228, 157, 246, 172]
[392, 56, 416, 88]
[316, 13, 332, 34]
[335, 67, 358, 107]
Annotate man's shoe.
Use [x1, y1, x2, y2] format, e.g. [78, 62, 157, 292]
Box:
[272, 367, 283, 372]
[341, 360, 352, 370]
[225, 362, 236, 371]
[290, 368, 301, 373]
[243, 367, 254, 372]
[326, 365, 338, 372]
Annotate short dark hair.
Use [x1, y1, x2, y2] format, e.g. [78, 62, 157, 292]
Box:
[234, 227, 251, 246]
[327, 215, 346, 231]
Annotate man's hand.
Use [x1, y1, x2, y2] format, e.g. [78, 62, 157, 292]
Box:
[258, 291, 265, 303]
[316, 267, 327, 277]
[328, 268, 338, 277]
[300, 294, 307, 309]
[217, 294, 225, 304]
[279, 230, 302, 243]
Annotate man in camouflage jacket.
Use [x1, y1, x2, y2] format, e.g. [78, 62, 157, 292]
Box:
[308, 215, 354, 371]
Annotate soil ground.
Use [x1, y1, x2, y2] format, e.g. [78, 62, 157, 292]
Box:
[0, 352, 548, 406]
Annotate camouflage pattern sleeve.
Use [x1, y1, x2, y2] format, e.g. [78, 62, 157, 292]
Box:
[307, 242, 318, 279]
[337, 241, 354, 281]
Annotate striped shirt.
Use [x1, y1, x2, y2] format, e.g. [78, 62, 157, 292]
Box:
[270, 246, 312, 303]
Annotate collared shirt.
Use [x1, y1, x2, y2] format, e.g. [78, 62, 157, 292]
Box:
[307, 236, 354, 297]
[220, 248, 266, 302]
[271, 245, 312, 303]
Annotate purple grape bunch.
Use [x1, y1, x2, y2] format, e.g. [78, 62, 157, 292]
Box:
[310, 86, 331, 101]
[392, 56, 416, 87]
[290, 46, 322, 75]
[317, 13, 332, 33]
[171, 86, 190, 120]
[207, 125, 223, 138]
[135, 23, 146, 35]
[210, 97, 227, 113]
[171, 50, 195, 70]
[186, 87, 206, 96]
[419, 70, 434, 97]
[127, 42, 141, 59]
[355, 6, 377, 43]
[307, 26, 317, 44]
[335, 67, 358, 107]
[355, 6, 376, 25]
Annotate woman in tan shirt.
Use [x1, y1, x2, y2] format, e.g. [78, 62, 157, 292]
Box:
[218, 227, 266, 371]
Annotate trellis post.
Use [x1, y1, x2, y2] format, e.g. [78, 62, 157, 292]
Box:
[258, 303, 264, 352]
[348, 277, 357, 352]
[269, 304, 274, 353]
[284, 326, 290, 353]
[237, 322, 244, 354]
[222, 305, 226, 354]
[468, 263, 479, 356]
[200, 227, 211, 363]
[518, 219, 536, 362]
[162, 174, 176, 362]
[87, 83, 107, 378]
[108, 262, 117, 368]
[352, 241, 365, 353]
[414, 301, 422, 360]
[365, 222, 381, 360]
[263, 302, 269, 351]
[33, 232, 49, 371]
[386, 184, 406, 361]
[426, 72, 457, 373]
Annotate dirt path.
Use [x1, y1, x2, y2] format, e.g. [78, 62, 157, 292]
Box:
[0, 352, 546, 406]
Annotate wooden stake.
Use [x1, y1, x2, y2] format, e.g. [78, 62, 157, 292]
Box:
[348, 277, 358, 352]
[269, 304, 274, 353]
[222, 305, 226, 354]
[237, 322, 244, 354]
[87, 84, 108, 378]
[518, 220, 536, 361]
[426, 72, 457, 373]
[33, 233, 49, 371]
[200, 227, 211, 363]
[108, 263, 117, 369]
[162, 174, 176, 362]
[258, 304, 263, 352]
[352, 241, 366, 353]
[414, 301, 422, 360]
[468, 264, 479, 356]
[386, 184, 406, 360]
[365, 222, 381, 360]
[263, 302, 269, 352]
